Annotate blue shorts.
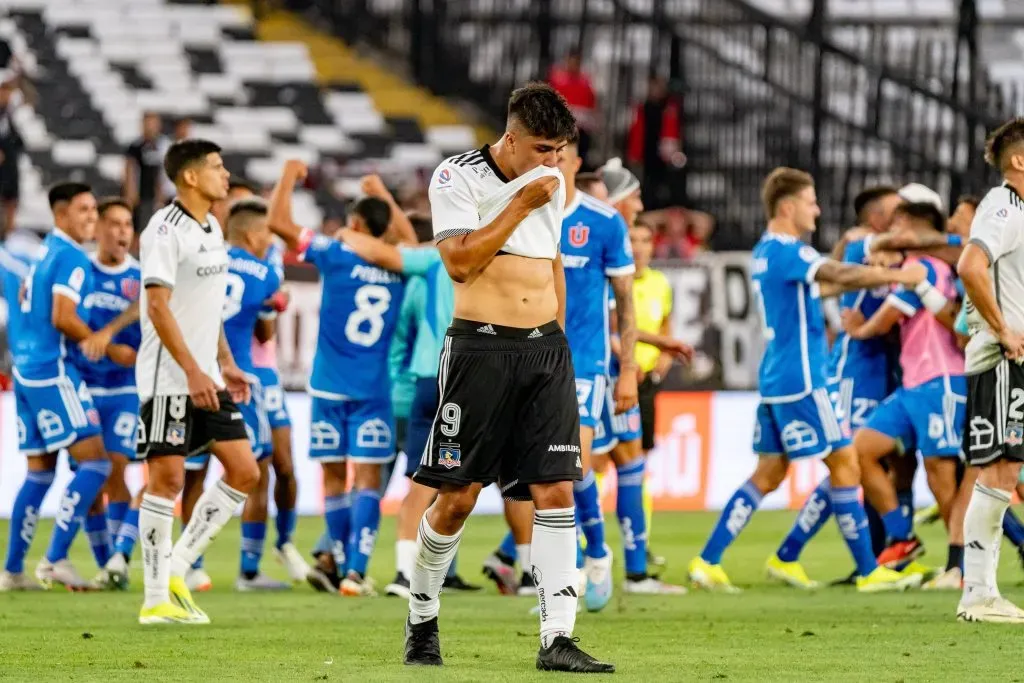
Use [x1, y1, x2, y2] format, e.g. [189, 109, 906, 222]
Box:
[575, 374, 607, 430]
[592, 377, 642, 455]
[185, 382, 272, 470]
[864, 375, 966, 458]
[91, 388, 140, 460]
[405, 377, 438, 477]
[253, 366, 290, 430]
[15, 367, 101, 455]
[309, 395, 395, 463]
[754, 387, 851, 459]
[828, 372, 888, 436]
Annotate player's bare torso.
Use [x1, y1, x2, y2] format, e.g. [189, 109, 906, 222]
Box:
[452, 252, 557, 328]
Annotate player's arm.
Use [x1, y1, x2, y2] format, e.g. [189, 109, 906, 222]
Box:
[267, 160, 313, 253]
[867, 230, 963, 267]
[337, 229, 404, 272]
[829, 226, 870, 261]
[813, 259, 925, 297]
[609, 272, 639, 412]
[435, 176, 559, 283]
[361, 174, 417, 246]
[50, 260, 94, 343]
[80, 300, 140, 362]
[218, 325, 251, 405]
[554, 252, 566, 329]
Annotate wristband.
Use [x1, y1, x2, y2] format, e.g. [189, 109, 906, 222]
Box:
[947, 234, 963, 247]
[914, 281, 948, 314]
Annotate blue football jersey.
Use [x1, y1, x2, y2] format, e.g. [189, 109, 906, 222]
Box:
[827, 238, 890, 382]
[562, 193, 635, 377]
[13, 230, 93, 382]
[223, 246, 281, 374]
[0, 246, 33, 348]
[72, 257, 142, 388]
[751, 232, 829, 402]
[302, 234, 405, 401]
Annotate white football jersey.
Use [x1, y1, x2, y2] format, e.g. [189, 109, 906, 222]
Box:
[428, 145, 565, 260]
[136, 201, 227, 401]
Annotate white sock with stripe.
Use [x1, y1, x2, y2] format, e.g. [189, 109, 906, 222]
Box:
[532, 507, 579, 649]
[962, 483, 1010, 605]
[409, 515, 462, 624]
[170, 480, 247, 578]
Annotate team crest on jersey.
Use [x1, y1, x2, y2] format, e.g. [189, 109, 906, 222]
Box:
[121, 277, 140, 301]
[568, 222, 590, 247]
[165, 421, 186, 447]
[438, 443, 461, 469]
[1006, 421, 1023, 447]
[86, 409, 100, 427]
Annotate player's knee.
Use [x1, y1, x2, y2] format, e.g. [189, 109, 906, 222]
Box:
[751, 457, 788, 492]
[434, 490, 478, 524]
[149, 463, 185, 499]
[531, 480, 574, 510]
[273, 457, 294, 480]
[228, 458, 261, 494]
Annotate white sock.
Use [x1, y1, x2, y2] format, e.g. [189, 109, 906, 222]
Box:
[396, 539, 417, 579]
[962, 482, 1010, 604]
[532, 507, 579, 649]
[516, 543, 531, 573]
[139, 494, 175, 609]
[409, 515, 462, 625]
[170, 479, 247, 578]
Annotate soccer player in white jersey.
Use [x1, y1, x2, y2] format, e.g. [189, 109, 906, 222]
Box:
[134, 139, 259, 624]
[956, 118, 1024, 622]
[404, 84, 613, 672]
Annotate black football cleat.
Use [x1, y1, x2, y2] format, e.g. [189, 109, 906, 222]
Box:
[404, 617, 442, 666]
[443, 574, 482, 592]
[537, 636, 615, 673]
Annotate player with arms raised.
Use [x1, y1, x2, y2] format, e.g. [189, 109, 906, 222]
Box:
[956, 118, 1024, 622]
[135, 140, 259, 624]
[687, 167, 926, 593]
[402, 83, 612, 673]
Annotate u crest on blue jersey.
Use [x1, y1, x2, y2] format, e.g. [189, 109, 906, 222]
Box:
[568, 222, 590, 247]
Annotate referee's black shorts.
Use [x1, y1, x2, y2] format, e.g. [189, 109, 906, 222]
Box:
[414, 318, 583, 500]
[638, 374, 658, 451]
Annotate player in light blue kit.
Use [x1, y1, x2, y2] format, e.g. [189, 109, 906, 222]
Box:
[556, 140, 637, 610]
[66, 198, 143, 589]
[11, 183, 122, 590]
[687, 167, 925, 593]
[0, 237, 40, 591]
[268, 160, 404, 596]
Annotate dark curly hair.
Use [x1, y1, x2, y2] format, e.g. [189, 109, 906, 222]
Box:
[507, 82, 578, 142]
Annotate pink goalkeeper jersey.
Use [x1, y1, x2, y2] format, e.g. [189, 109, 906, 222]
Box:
[252, 338, 277, 368]
[886, 255, 964, 388]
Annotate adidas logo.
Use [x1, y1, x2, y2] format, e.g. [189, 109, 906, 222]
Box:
[199, 244, 208, 253]
[477, 324, 496, 335]
[967, 540, 985, 550]
[527, 328, 542, 339]
[554, 585, 578, 598]
[102, 281, 115, 291]
[576, 456, 582, 468]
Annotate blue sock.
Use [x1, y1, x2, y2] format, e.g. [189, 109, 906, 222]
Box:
[5, 470, 55, 574]
[113, 507, 140, 560]
[832, 485, 877, 577]
[107, 501, 129, 539]
[46, 460, 111, 563]
[324, 493, 352, 572]
[776, 477, 833, 562]
[497, 531, 516, 562]
[85, 511, 112, 568]
[576, 532, 585, 570]
[616, 460, 648, 576]
[346, 489, 381, 578]
[574, 470, 607, 559]
[1003, 508, 1024, 547]
[275, 508, 297, 550]
[700, 480, 762, 564]
[881, 507, 912, 542]
[240, 521, 266, 577]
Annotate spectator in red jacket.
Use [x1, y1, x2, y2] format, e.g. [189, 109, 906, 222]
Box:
[548, 49, 597, 167]
[627, 75, 684, 210]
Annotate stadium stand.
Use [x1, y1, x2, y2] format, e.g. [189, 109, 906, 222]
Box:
[333, 0, 1015, 249]
[0, 0, 480, 232]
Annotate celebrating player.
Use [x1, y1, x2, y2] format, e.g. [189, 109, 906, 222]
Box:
[402, 83, 613, 672]
[135, 139, 259, 624]
[956, 118, 1024, 622]
[267, 162, 404, 597]
[687, 167, 926, 593]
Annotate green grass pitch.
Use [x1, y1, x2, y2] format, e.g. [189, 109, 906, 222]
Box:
[3, 510, 1024, 682]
